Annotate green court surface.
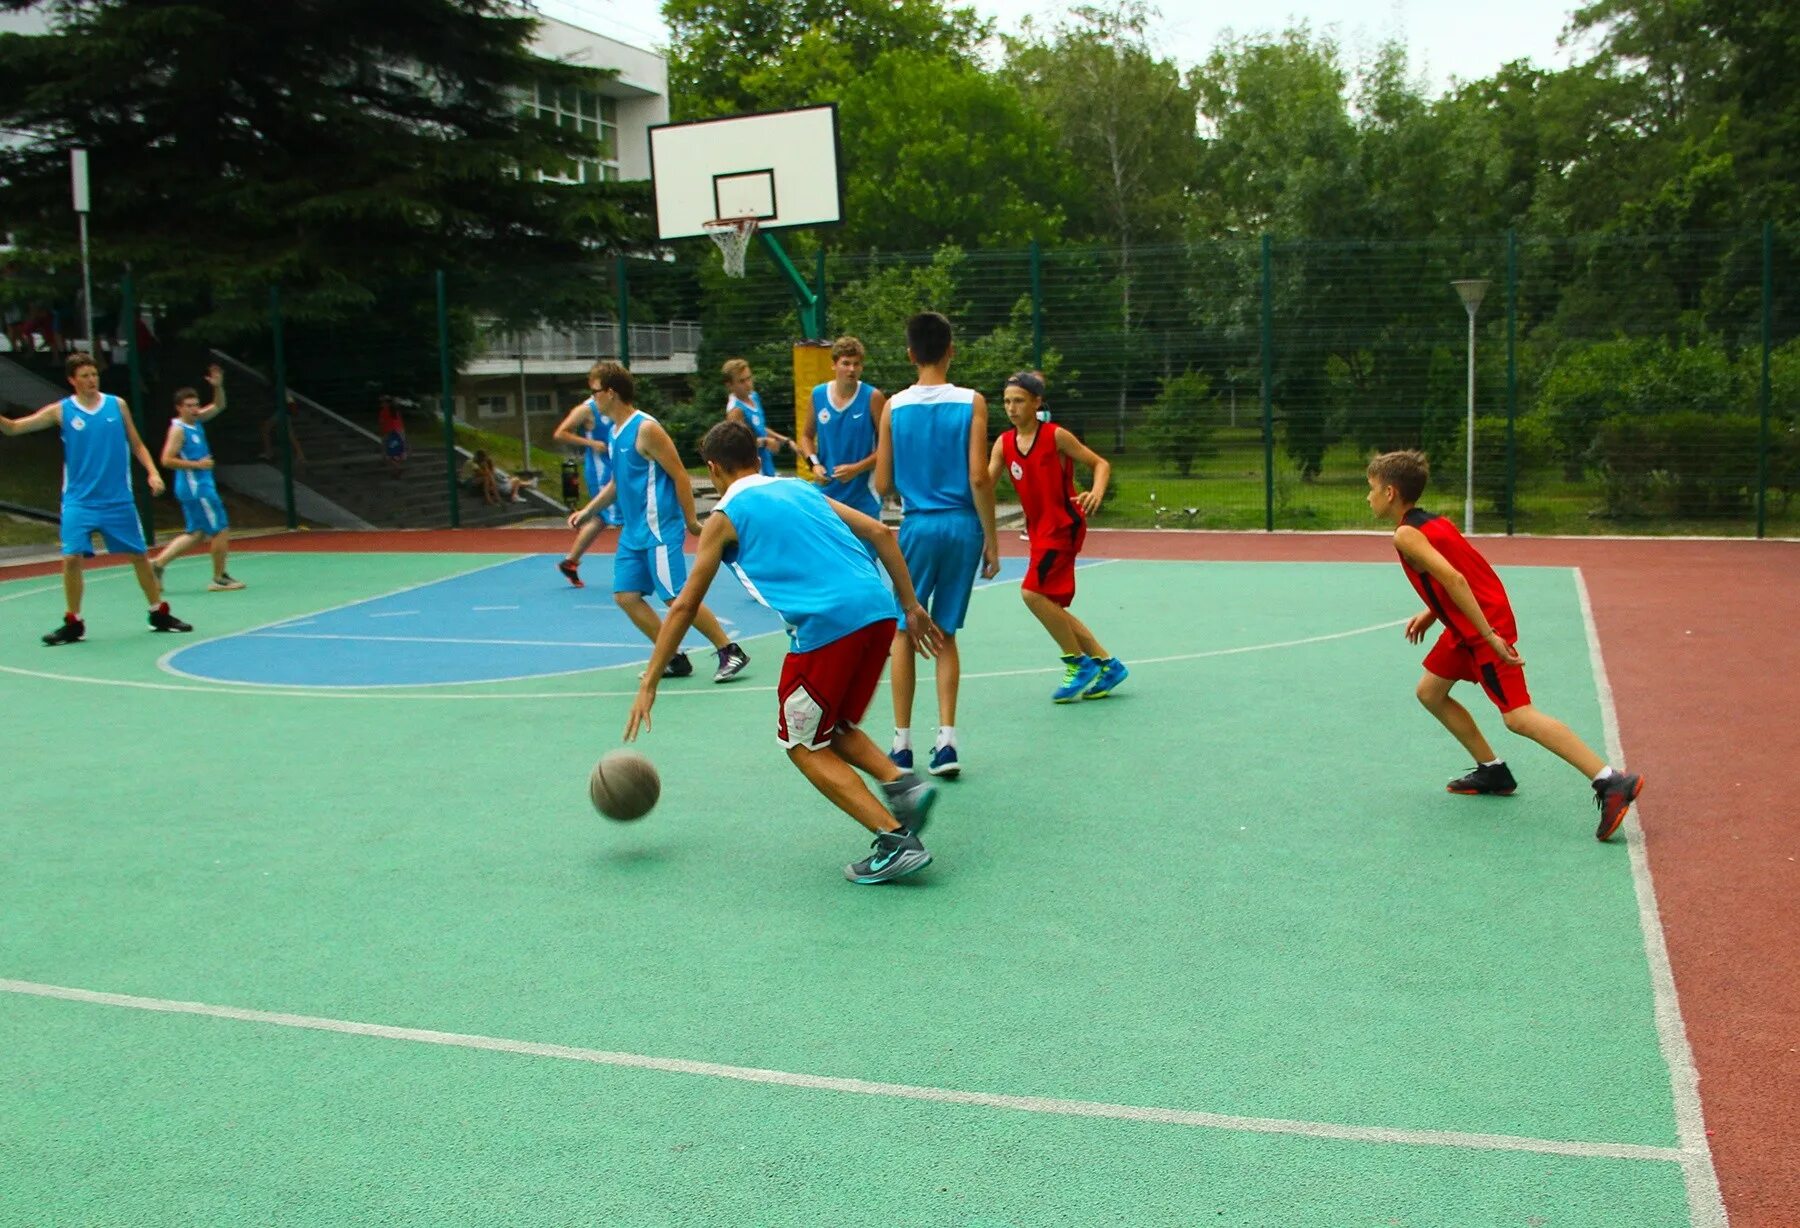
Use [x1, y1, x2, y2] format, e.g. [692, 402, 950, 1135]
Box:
[0, 554, 1698, 1226]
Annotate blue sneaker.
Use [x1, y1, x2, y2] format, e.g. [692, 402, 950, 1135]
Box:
[1053, 654, 1101, 703]
[928, 743, 960, 778]
[1085, 657, 1129, 699]
[888, 746, 913, 771]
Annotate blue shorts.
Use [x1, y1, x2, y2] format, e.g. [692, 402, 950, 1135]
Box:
[61, 502, 147, 557]
[384, 432, 408, 460]
[897, 510, 983, 633]
[179, 491, 229, 536]
[613, 540, 687, 602]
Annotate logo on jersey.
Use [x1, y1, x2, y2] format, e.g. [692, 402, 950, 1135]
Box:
[71, 416, 86, 432]
[1009, 460, 1023, 480]
[817, 409, 831, 425]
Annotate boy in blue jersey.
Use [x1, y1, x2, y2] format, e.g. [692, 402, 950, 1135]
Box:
[0, 352, 192, 644]
[723, 358, 791, 477]
[798, 335, 885, 520]
[625, 420, 945, 884]
[152, 366, 244, 592]
[552, 361, 624, 588]
[875, 311, 1000, 778]
[567, 362, 750, 682]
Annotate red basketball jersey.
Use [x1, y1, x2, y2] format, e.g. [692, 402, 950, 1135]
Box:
[1001, 423, 1081, 542]
[1398, 508, 1517, 645]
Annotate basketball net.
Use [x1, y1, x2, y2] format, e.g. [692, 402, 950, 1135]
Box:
[702, 216, 758, 278]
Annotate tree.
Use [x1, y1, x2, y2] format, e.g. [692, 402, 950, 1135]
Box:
[0, 0, 634, 336]
[1143, 371, 1217, 476]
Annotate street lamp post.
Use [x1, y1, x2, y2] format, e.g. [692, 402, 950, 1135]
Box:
[70, 149, 95, 358]
[1451, 278, 1490, 533]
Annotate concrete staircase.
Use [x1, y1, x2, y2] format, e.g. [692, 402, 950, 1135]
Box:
[0, 355, 66, 415]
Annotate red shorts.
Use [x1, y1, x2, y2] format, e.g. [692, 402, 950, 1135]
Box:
[776, 618, 897, 750]
[1022, 522, 1086, 608]
[1423, 629, 1531, 714]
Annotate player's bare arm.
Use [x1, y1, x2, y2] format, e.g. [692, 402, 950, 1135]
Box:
[0, 401, 65, 437]
[968, 392, 1000, 578]
[197, 366, 228, 421]
[644, 420, 704, 536]
[1405, 609, 1439, 644]
[986, 435, 1006, 486]
[625, 514, 733, 741]
[1057, 429, 1111, 516]
[160, 423, 194, 471]
[840, 391, 886, 479]
[567, 481, 617, 527]
[1393, 526, 1523, 666]
[874, 405, 895, 498]
[553, 403, 604, 453]
[829, 498, 945, 659]
[119, 401, 165, 496]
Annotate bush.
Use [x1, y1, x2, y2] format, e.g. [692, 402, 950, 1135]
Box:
[1142, 371, 1218, 477]
[1588, 412, 1762, 518]
[1472, 414, 1555, 518]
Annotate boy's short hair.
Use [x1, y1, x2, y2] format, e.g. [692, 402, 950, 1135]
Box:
[905, 312, 953, 366]
[721, 358, 751, 383]
[591, 361, 635, 403]
[173, 386, 200, 406]
[830, 336, 865, 361]
[66, 352, 97, 378]
[586, 360, 610, 383]
[1367, 450, 1431, 504]
[700, 419, 760, 471]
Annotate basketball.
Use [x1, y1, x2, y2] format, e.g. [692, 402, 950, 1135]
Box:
[589, 750, 661, 821]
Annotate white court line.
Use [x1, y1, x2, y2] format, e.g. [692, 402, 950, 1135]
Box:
[471, 605, 519, 612]
[1575, 570, 1728, 1228]
[0, 976, 1689, 1168]
[0, 567, 132, 605]
[368, 610, 419, 619]
[248, 632, 639, 649]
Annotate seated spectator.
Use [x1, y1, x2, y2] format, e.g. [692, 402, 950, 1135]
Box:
[463, 451, 537, 505]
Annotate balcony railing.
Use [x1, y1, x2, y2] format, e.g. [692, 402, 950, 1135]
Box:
[473, 317, 700, 363]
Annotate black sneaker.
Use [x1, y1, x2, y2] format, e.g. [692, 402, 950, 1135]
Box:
[1447, 762, 1517, 796]
[844, 828, 932, 884]
[148, 604, 193, 633]
[881, 772, 937, 834]
[1593, 772, 1644, 842]
[713, 642, 749, 682]
[42, 615, 85, 647]
[663, 651, 694, 678]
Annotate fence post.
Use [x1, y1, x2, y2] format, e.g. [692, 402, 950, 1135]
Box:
[436, 270, 460, 529]
[1260, 235, 1275, 532]
[121, 270, 155, 546]
[1505, 230, 1519, 536]
[1758, 222, 1773, 539]
[1030, 240, 1044, 371]
[615, 255, 631, 367]
[269, 285, 297, 529]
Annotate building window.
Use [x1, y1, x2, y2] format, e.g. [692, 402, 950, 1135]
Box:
[476, 394, 512, 419]
[528, 84, 619, 185]
[525, 392, 554, 416]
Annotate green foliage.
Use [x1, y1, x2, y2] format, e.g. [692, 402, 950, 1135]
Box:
[1589, 411, 1762, 518]
[1537, 336, 1745, 475]
[1142, 372, 1219, 476]
[1473, 414, 1556, 518]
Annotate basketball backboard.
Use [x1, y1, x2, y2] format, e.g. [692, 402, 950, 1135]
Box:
[648, 104, 843, 241]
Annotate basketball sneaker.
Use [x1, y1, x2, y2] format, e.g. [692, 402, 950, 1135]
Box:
[881, 773, 937, 835]
[208, 573, 245, 592]
[663, 651, 694, 678]
[713, 642, 749, 682]
[149, 604, 192, 633]
[41, 615, 84, 647]
[1447, 762, 1517, 796]
[1593, 772, 1644, 842]
[1084, 657, 1129, 699]
[888, 747, 914, 771]
[844, 828, 932, 884]
[928, 743, 960, 778]
[556, 558, 583, 588]
[1053, 654, 1100, 703]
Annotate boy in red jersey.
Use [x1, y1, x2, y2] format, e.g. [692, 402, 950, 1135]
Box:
[987, 371, 1127, 702]
[1366, 450, 1642, 840]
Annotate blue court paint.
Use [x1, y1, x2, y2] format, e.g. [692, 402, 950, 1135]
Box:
[163, 554, 1075, 689]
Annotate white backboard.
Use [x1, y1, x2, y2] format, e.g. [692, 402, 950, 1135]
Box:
[649, 104, 843, 241]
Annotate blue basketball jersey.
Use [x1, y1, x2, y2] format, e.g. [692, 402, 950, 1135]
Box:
[611, 409, 683, 549]
[175, 419, 218, 500]
[729, 391, 777, 477]
[810, 381, 880, 517]
[60, 394, 134, 509]
[715, 475, 893, 652]
[582, 397, 615, 487]
[886, 384, 976, 514]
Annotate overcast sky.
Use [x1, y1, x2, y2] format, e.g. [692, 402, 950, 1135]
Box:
[533, 0, 1601, 94]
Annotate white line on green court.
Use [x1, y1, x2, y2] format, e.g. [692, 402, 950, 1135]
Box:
[247, 632, 641, 649]
[1576, 570, 1728, 1228]
[0, 976, 1693, 1168]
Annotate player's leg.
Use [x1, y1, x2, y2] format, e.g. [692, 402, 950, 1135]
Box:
[1022, 587, 1082, 654]
[1416, 670, 1502, 765]
[1495, 682, 1641, 839]
[786, 745, 899, 834]
[154, 531, 201, 575]
[61, 555, 83, 616]
[888, 516, 937, 766]
[1501, 705, 1603, 777]
[614, 590, 665, 641]
[921, 520, 983, 772]
[651, 542, 746, 679]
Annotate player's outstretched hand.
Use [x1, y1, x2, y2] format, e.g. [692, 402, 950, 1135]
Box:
[981, 544, 1001, 580]
[904, 604, 946, 660]
[147, 473, 166, 497]
[623, 684, 655, 742]
[206, 364, 223, 386]
[1075, 488, 1102, 516]
[1405, 610, 1435, 644]
[1485, 632, 1525, 668]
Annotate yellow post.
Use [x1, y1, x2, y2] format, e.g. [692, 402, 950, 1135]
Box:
[790, 341, 835, 477]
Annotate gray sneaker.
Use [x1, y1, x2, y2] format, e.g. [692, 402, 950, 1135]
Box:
[844, 829, 932, 884]
[713, 641, 750, 682]
[881, 772, 937, 835]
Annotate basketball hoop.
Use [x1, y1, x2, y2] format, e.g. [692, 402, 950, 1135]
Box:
[703, 216, 759, 278]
